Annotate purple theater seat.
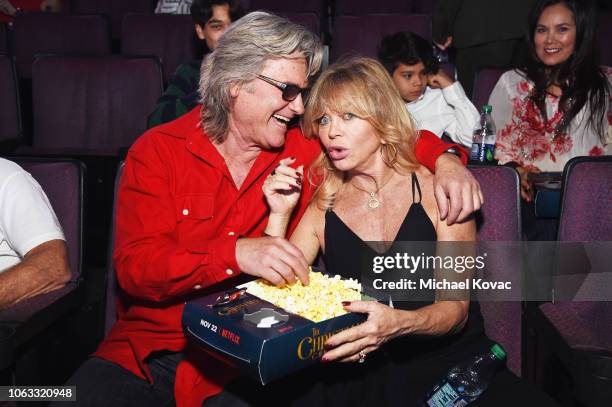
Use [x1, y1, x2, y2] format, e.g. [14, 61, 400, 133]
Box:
[71, 0, 155, 39]
[280, 12, 320, 34]
[557, 156, 612, 242]
[248, 0, 324, 15]
[472, 67, 506, 110]
[0, 158, 84, 324]
[121, 13, 199, 82]
[104, 160, 124, 336]
[29, 56, 163, 155]
[11, 13, 111, 78]
[413, 0, 438, 14]
[0, 22, 7, 55]
[531, 157, 612, 405]
[469, 166, 522, 376]
[0, 56, 21, 150]
[597, 14, 612, 66]
[332, 14, 431, 61]
[335, 0, 413, 15]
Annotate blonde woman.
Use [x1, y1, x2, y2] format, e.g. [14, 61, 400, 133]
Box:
[258, 57, 488, 405]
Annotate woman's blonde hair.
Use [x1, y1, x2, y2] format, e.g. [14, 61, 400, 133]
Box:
[302, 57, 419, 210]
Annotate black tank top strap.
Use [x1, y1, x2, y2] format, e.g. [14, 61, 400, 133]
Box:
[411, 172, 422, 204]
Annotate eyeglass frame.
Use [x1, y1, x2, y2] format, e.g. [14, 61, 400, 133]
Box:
[255, 74, 308, 102]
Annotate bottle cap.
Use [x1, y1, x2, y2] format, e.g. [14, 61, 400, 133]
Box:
[490, 343, 506, 360]
[482, 105, 492, 113]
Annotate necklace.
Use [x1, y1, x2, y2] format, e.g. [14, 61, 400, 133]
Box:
[350, 172, 394, 211]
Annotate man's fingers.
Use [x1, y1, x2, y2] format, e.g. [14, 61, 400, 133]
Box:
[445, 183, 462, 224]
[455, 183, 475, 223]
[434, 184, 449, 221]
[273, 239, 309, 284]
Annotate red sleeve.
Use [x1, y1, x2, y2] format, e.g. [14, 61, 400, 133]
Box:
[113, 134, 237, 303]
[414, 130, 468, 172]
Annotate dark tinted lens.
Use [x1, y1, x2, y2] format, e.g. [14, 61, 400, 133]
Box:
[282, 85, 302, 101]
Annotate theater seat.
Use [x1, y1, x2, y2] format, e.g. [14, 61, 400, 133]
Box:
[528, 156, 612, 405]
[472, 67, 506, 110]
[335, 0, 413, 15]
[25, 55, 163, 156]
[469, 165, 523, 376]
[332, 14, 431, 61]
[11, 13, 111, 79]
[0, 158, 85, 381]
[0, 56, 21, 152]
[121, 13, 199, 82]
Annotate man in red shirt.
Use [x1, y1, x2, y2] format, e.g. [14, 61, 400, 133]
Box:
[57, 12, 482, 407]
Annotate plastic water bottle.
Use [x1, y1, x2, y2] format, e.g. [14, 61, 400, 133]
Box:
[424, 343, 506, 406]
[469, 105, 497, 164]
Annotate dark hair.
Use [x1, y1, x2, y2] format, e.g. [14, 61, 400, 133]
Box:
[190, 0, 244, 27]
[525, 0, 609, 141]
[377, 31, 439, 76]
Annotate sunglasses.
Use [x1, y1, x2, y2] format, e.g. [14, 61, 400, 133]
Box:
[256, 74, 308, 102]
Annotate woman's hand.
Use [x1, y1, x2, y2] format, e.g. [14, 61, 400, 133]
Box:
[262, 157, 304, 217]
[516, 165, 540, 202]
[322, 301, 412, 363]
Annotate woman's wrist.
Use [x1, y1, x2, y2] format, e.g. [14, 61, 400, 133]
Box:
[263, 213, 291, 237]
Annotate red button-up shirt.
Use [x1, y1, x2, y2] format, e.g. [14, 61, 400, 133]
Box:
[94, 107, 466, 405]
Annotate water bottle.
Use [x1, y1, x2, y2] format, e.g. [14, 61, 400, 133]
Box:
[469, 105, 497, 164]
[424, 343, 506, 406]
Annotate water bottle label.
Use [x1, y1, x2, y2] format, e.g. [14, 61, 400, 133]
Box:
[469, 143, 495, 163]
[426, 382, 470, 407]
[469, 144, 480, 161]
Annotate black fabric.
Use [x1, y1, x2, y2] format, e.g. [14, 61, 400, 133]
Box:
[204, 173, 559, 407]
[51, 353, 183, 407]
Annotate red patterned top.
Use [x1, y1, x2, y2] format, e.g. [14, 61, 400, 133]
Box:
[489, 68, 612, 171]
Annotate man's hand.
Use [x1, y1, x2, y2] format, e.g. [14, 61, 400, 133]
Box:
[236, 236, 309, 286]
[434, 154, 483, 224]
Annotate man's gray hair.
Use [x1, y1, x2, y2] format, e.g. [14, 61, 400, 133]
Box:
[199, 11, 324, 143]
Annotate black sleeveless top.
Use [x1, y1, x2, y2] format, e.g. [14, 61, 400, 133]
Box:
[323, 172, 485, 356]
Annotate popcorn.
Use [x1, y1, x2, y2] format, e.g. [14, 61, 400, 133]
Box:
[242, 269, 362, 322]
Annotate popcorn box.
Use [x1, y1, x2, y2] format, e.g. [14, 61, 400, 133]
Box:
[181, 274, 368, 385]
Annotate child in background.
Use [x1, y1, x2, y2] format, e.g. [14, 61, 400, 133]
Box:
[378, 31, 479, 147]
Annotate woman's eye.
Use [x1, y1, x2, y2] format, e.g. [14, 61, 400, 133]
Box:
[342, 112, 355, 120]
[536, 27, 547, 34]
[318, 115, 330, 125]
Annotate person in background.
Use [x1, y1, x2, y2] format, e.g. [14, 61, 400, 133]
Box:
[0, 0, 62, 23]
[433, 0, 536, 97]
[155, 0, 193, 14]
[0, 158, 70, 310]
[56, 12, 483, 407]
[378, 31, 479, 147]
[147, 0, 244, 128]
[490, 0, 611, 202]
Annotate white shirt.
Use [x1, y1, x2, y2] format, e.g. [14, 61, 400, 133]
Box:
[489, 69, 612, 172]
[154, 0, 193, 14]
[0, 159, 65, 272]
[406, 82, 479, 147]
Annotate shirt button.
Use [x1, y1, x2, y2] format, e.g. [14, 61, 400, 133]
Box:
[194, 284, 202, 290]
[182, 209, 189, 216]
[228, 231, 235, 236]
[225, 269, 234, 276]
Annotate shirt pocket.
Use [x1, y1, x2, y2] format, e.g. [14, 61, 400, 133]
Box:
[175, 193, 215, 222]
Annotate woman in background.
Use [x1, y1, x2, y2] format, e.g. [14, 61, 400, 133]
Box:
[490, 0, 611, 202]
